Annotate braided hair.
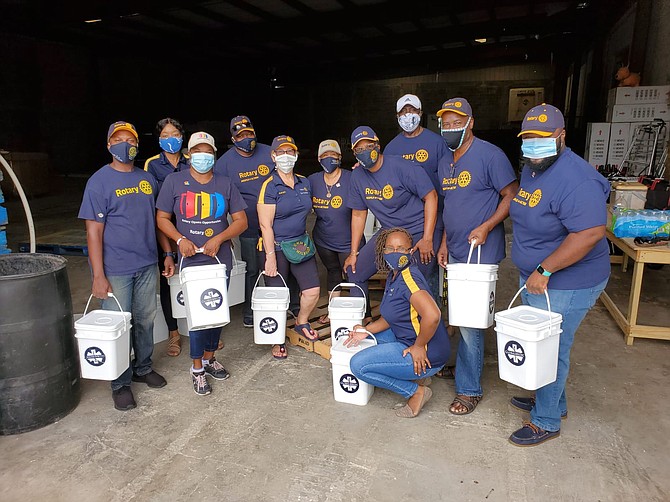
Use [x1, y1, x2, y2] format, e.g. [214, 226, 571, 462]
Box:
[374, 227, 414, 272]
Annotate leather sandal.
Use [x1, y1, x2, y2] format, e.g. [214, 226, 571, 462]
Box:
[167, 335, 181, 357]
[449, 394, 482, 415]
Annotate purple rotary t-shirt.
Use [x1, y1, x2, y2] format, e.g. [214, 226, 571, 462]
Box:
[156, 169, 247, 269]
[347, 155, 435, 236]
[308, 169, 356, 253]
[78, 165, 158, 276]
[510, 148, 611, 290]
[438, 137, 517, 264]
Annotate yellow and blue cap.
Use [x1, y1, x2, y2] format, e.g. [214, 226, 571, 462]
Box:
[107, 121, 138, 141]
[436, 98, 473, 118]
[271, 135, 298, 151]
[350, 126, 379, 148]
[518, 104, 565, 137]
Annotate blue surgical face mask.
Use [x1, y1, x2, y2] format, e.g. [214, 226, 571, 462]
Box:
[190, 152, 215, 173]
[159, 136, 183, 154]
[521, 137, 558, 159]
[319, 157, 341, 173]
[355, 145, 380, 170]
[398, 113, 420, 133]
[233, 137, 256, 153]
[384, 251, 412, 271]
[109, 141, 138, 164]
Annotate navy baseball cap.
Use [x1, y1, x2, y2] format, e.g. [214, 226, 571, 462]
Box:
[230, 115, 254, 136]
[107, 121, 138, 141]
[518, 104, 565, 137]
[436, 98, 473, 118]
[271, 135, 297, 151]
[350, 126, 379, 148]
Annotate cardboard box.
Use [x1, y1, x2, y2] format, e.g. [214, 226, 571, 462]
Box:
[611, 182, 648, 209]
[606, 103, 670, 122]
[585, 123, 611, 167]
[607, 86, 670, 108]
[607, 123, 631, 167]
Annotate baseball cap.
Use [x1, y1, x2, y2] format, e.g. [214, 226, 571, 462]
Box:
[396, 94, 422, 113]
[107, 121, 138, 141]
[350, 126, 379, 148]
[271, 135, 298, 151]
[230, 115, 254, 136]
[518, 104, 565, 137]
[318, 139, 341, 157]
[436, 98, 473, 118]
[187, 131, 217, 152]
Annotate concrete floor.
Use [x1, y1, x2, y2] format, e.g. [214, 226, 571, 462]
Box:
[1, 185, 669, 501]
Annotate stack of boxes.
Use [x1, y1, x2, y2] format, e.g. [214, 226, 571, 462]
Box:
[585, 85, 670, 170]
[0, 168, 9, 254]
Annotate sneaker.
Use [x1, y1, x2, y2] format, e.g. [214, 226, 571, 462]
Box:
[510, 396, 567, 419]
[132, 370, 167, 388]
[509, 422, 560, 447]
[191, 370, 212, 396]
[112, 386, 136, 411]
[243, 316, 254, 328]
[204, 357, 230, 380]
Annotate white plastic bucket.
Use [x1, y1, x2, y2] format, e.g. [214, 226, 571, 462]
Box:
[180, 251, 230, 331]
[75, 293, 131, 381]
[328, 283, 366, 345]
[330, 333, 377, 406]
[228, 256, 246, 307]
[446, 242, 499, 329]
[251, 272, 289, 344]
[495, 286, 563, 390]
[167, 273, 187, 319]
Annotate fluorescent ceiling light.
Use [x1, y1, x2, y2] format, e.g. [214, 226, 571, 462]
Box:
[84, 19, 102, 23]
[475, 38, 487, 43]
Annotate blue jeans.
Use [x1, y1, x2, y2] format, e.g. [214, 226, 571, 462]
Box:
[520, 277, 609, 432]
[350, 328, 444, 399]
[189, 327, 222, 359]
[240, 236, 260, 319]
[102, 264, 158, 391]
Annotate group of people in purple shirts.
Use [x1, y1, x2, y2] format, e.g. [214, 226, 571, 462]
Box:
[79, 95, 610, 447]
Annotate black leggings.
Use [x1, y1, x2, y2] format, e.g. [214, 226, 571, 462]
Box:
[316, 244, 372, 317]
[158, 258, 178, 332]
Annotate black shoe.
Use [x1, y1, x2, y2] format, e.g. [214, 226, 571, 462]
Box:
[510, 396, 567, 419]
[112, 386, 136, 411]
[509, 422, 560, 447]
[243, 316, 253, 328]
[132, 370, 167, 388]
[203, 357, 230, 381]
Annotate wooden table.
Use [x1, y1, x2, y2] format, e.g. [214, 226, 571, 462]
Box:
[601, 229, 670, 345]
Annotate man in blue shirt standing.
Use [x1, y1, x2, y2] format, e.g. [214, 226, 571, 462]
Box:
[79, 121, 169, 411]
[435, 98, 519, 416]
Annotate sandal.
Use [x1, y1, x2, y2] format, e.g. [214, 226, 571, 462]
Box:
[449, 394, 482, 415]
[435, 365, 455, 379]
[217, 339, 225, 351]
[167, 335, 181, 357]
[272, 344, 287, 360]
[318, 314, 329, 324]
[294, 323, 319, 341]
[395, 387, 433, 418]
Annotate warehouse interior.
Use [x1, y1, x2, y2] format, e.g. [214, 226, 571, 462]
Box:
[1, 1, 669, 501]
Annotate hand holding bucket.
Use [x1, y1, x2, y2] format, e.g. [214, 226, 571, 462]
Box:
[83, 292, 128, 334]
[344, 327, 377, 348]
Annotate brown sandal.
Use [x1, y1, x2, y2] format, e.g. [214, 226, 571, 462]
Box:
[435, 365, 455, 379]
[449, 394, 482, 415]
[167, 335, 181, 357]
[395, 387, 433, 418]
[217, 339, 225, 351]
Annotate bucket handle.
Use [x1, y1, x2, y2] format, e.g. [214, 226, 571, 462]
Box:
[328, 282, 367, 304]
[252, 270, 288, 291]
[179, 248, 225, 282]
[83, 292, 128, 333]
[465, 239, 481, 265]
[507, 285, 554, 334]
[347, 328, 378, 347]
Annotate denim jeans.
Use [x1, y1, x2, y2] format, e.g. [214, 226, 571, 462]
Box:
[240, 236, 261, 319]
[520, 276, 609, 432]
[102, 264, 158, 391]
[189, 327, 222, 359]
[350, 328, 444, 399]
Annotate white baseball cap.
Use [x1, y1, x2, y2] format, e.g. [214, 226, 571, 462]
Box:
[317, 139, 341, 157]
[396, 94, 422, 113]
[187, 131, 217, 152]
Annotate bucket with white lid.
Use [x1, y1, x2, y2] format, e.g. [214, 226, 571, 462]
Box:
[330, 331, 377, 406]
[180, 250, 230, 331]
[228, 255, 246, 307]
[495, 286, 563, 390]
[251, 272, 290, 344]
[328, 283, 366, 345]
[167, 273, 187, 319]
[446, 240, 499, 328]
[75, 293, 131, 380]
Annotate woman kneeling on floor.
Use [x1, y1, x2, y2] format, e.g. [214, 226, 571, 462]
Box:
[345, 227, 450, 418]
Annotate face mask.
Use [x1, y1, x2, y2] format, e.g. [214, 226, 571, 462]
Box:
[441, 117, 471, 151]
[355, 145, 380, 170]
[521, 137, 558, 159]
[109, 142, 138, 164]
[274, 154, 297, 173]
[384, 251, 412, 271]
[398, 113, 420, 133]
[319, 157, 341, 173]
[190, 152, 215, 173]
[233, 137, 256, 153]
[159, 137, 182, 154]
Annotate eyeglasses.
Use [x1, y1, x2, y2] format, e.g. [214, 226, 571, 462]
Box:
[275, 148, 296, 156]
[231, 122, 252, 133]
[383, 246, 411, 254]
[353, 142, 378, 155]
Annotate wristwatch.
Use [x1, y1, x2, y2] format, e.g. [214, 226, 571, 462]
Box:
[163, 252, 177, 259]
[536, 264, 552, 277]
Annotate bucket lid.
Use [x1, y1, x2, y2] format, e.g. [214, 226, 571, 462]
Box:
[75, 310, 131, 331]
[330, 338, 376, 364]
[252, 286, 290, 302]
[495, 305, 562, 330]
[329, 297, 366, 312]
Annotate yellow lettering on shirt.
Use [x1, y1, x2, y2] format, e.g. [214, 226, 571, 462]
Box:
[115, 186, 140, 197]
[239, 170, 259, 182]
[364, 187, 383, 201]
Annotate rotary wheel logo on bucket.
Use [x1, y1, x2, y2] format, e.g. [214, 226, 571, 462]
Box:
[260, 317, 278, 334]
[334, 327, 350, 341]
[340, 374, 359, 393]
[504, 341, 525, 366]
[177, 290, 185, 306]
[489, 291, 495, 314]
[200, 288, 223, 310]
[84, 347, 106, 366]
